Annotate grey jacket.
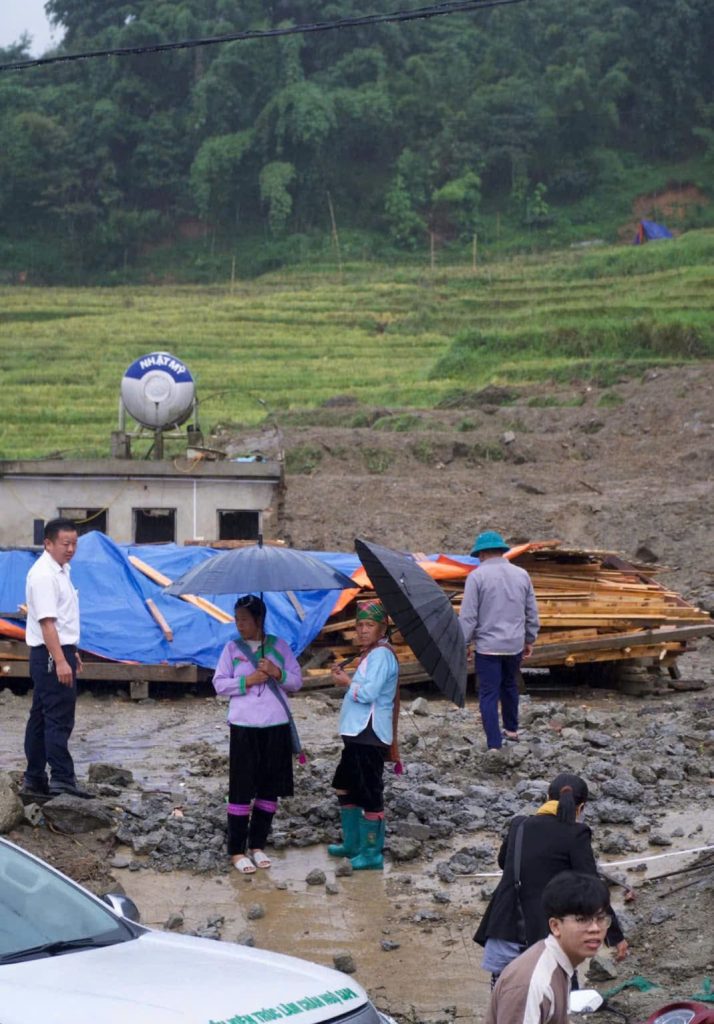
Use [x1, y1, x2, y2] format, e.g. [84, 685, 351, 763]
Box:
[459, 556, 539, 655]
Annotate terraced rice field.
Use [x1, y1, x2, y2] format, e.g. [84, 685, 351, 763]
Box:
[1, 229, 712, 458]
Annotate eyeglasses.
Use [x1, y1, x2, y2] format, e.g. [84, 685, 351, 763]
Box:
[561, 913, 612, 929]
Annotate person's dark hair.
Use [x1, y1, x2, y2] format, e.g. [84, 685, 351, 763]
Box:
[543, 871, 609, 919]
[44, 517, 77, 541]
[234, 594, 266, 626]
[547, 773, 588, 824]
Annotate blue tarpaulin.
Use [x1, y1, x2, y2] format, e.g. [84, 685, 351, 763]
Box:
[0, 534, 358, 669]
[633, 219, 673, 244]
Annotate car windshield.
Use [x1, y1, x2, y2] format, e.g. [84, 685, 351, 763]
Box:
[0, 841, 136, 963]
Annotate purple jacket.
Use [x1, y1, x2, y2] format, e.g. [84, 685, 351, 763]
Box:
[213, 635, 302, 727]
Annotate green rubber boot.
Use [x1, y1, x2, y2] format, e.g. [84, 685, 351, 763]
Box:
[327, 806, 362, 858]
[350, 816, 385, 871]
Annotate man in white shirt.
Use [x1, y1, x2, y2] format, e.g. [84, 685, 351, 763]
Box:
[22, 518, 90, 799]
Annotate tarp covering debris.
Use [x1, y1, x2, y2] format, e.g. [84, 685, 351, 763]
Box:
[633, 219, 673, 244]
[0, 533, 353, 668]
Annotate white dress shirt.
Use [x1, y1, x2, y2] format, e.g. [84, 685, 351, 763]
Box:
[25, 551, 80, 647]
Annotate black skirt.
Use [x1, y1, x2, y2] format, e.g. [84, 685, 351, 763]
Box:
[229, 723, 294, 801]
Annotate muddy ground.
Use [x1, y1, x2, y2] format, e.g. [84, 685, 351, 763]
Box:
[2, 673, 714, 1024]
[2, 363, 714, 1023]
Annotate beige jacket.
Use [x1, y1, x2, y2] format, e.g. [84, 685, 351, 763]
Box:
[484, 935, 574, 1024]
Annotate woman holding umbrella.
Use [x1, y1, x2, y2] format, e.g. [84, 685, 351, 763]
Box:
[213, 595, 302, 873]
[329, 599, 399, 870]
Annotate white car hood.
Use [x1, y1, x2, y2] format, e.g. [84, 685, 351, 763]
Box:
[0, 929, 369, 1024]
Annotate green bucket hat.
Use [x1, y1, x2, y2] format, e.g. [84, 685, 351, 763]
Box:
[470, 530, 509, 556]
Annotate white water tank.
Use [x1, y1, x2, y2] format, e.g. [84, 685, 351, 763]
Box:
[121, 352, 196, 429]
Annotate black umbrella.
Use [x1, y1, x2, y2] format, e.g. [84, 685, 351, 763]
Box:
[354, 538, 467, 708]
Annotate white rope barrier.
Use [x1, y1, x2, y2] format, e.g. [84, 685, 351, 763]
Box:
[459, 842, 714, 879]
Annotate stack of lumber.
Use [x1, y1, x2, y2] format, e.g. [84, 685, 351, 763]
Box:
[304, 544, 713, 684]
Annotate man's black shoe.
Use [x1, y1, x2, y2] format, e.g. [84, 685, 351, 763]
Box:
[48, 782, 94, 800]
[19, 785, 51, 805]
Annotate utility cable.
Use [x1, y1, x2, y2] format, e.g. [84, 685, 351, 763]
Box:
[0, 0, 532, 74]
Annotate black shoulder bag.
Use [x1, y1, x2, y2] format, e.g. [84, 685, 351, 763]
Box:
[511, 816, 529, 947]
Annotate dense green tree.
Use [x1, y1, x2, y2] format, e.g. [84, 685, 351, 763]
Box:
[259, 160, 296, 234]
[0, 0, 710, 270]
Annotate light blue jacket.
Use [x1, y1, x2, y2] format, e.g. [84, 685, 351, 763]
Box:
[339, 644, 399, 745]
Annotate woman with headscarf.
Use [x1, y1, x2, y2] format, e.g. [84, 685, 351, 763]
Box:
[474, 772, 628, 985]
[328, 599, 399, 870]
[213, 594, 302, 874]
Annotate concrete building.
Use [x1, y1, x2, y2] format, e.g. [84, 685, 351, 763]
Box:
[0, 458, 284, 546]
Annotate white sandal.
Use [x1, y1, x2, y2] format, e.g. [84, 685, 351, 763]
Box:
[232, 855, 256, 874]
[250, 849, 271, 869]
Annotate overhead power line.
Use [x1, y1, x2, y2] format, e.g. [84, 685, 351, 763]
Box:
[0, 0, 532, 73]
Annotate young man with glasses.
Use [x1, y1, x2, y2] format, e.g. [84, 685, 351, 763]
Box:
[484, 871, 611, 1024]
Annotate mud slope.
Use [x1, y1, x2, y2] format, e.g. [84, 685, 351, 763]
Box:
[282, 364, 714, 608]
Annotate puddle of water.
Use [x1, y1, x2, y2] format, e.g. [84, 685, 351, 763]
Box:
[117, 844, 490, 1022]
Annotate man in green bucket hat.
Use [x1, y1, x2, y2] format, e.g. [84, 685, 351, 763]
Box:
[460, 530, 539, 750]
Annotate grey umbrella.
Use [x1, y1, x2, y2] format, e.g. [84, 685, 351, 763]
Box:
[165, 538, 356, 759]
[354, 538, 467, 708]
[164, 538, 356, 597]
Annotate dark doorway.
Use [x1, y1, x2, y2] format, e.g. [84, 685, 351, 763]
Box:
[218, 510, 260, 541]
[59, 508, 108, 536]
[134, 508, 176, 544]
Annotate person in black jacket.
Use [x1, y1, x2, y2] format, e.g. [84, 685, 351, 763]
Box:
[474, 772, 628, 986]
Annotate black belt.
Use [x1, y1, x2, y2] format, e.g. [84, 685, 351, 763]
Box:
[32, 643, 77, 652]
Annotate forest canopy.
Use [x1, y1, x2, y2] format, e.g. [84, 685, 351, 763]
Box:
[0, 0, 712, 275]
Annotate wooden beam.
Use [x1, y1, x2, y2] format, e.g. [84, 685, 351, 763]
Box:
[529, 622, 713, 661]
[286, 590, 306, 621]
[128, 555, 233, 624]
[0, 660, 210, 683]
[145, 599, 174, 642]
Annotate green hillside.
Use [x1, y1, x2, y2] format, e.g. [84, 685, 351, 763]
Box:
[1, 230, 712, 459]
[1, 0, 712, 281]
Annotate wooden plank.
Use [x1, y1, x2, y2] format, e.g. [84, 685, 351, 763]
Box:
[528, 644, 685, 668]
[0, 660, 209, 683]
[145, 599, 174, 642]
[183, 538, 286, 548]
[0, 640, 29, 658]
[128, 555, 233, 624]
[285, 590, 306, 622]
[527, 623, 714, 661]
[319, 618, 356, 634]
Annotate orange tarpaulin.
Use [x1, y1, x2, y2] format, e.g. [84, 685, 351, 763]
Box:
[329, 560, 473, 617]
[330, 541, 562, 617]
[0, 619, 26, 640]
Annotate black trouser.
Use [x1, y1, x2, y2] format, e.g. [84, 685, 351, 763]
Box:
[332, 742, 386, 813]
[24, 645, 77, 789]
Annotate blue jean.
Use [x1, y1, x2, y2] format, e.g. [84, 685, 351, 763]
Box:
[475, 652, 522, 749]
[24, 645, 77, 789]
